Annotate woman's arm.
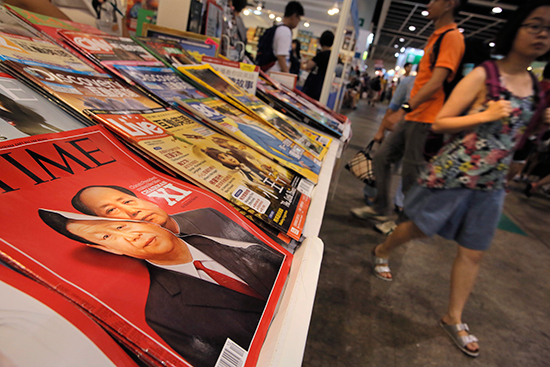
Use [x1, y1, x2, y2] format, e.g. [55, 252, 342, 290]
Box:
[433, 67, 512, 134]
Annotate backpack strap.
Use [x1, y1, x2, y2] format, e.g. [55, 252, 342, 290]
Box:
[429, 29, 453, 71]
[480, 60, 502, 101]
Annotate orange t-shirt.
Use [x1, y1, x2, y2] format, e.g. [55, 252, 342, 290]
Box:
[406, 23, 465, 123]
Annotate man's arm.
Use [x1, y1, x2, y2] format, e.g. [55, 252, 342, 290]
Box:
[5, 0, 71, 20]
[386, 67, 451, 125]
[276, 55, 290, 73]
[302, 59, 316, 71]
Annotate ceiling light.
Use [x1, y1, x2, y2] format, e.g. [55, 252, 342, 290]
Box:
[458, 28, 464, 33]
[492, 7, 502, 14]
[253, 10, 261, 15]
[395, 66, 400, 70]
[393, 77, 398, 82]
[409, 25, 416, 31]
[243, 9, 250, 16]
[269, 13, 275, 19]
[394, 44, 398, 48]
[399, 38, 405, 42]
[394, 52, 399, 57]
[276, 16, 282, 22]
[400, 47, 405, 53]
[257, 6, 262, 10]
[328, 2, 339, 15]
[489, 42, 495, 47]
[421, 10, 429, 16]
[304, 22, 310, 27]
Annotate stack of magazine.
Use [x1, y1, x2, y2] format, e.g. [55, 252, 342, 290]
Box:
[0, 8, 348, 365]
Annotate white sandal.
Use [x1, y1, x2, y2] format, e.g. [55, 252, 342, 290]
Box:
[371, 245, 392, 282]
[439, 320, 480, 357]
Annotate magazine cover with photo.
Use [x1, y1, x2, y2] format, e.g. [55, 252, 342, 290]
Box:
[0, 264, 139, 367]
[261, 70, 349, 124]
[0, 31, 98, 73]
[0, 126, 292, 367]
[177, 64, 327, 161]
[5, 4, 106, 43]
[0, 71, 89, 141]
[257, 79, 345, 138]
[113, 64, 322, 183]
[0, 6, 42, 39]
[133, 37, 198, 67]
[59, 31, 163, 82]
[141, 23, 219, 59]
[5, 61, 310, 239]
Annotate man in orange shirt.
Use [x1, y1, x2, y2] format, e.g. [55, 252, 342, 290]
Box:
[352, 0, 465, 222]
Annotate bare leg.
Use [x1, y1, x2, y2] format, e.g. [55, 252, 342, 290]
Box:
[532, 174, 550, 192]
[374, 220, 427, 279]
[441, 246, 484, 353]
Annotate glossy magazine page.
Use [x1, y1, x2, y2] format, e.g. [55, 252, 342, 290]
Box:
[0, 31, 97, 73]
[0, 71, 89, 141]
[257, 78, 345, 138]
[59, 31, 163, 82]
[0, 265, 139, 367]
[133, 36, 198, 67]
[0, 126, 292, 367]
[113, 64, 321, 183]
[177, 64, 327, 161]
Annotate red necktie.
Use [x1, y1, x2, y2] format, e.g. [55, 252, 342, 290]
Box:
[193, 260, 265, 300]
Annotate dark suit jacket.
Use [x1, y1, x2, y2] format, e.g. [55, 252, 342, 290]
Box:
[171, 208, 261, 244]
[145, 235, 284, 367]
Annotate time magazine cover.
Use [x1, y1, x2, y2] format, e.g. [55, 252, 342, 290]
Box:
[0, 264, 139, 367]
[177, 64, 327, 161]
[0, 71, 89, 141]
[113, 64, 322, 183]
[0, 126, 293, 367]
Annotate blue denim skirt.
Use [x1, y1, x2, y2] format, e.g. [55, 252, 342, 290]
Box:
[404, 185, 505, 251]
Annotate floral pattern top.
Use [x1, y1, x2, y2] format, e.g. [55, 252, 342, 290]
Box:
[418, 92, 534, 191]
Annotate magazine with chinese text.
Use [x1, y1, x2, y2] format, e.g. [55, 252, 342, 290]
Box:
[0, 126, 292, 367]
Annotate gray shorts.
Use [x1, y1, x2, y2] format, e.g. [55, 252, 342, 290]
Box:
[404, 185, 505, 251]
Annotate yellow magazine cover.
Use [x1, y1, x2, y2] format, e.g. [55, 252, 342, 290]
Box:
[177, 64, 328, 161]
[177, 97, 322, 183]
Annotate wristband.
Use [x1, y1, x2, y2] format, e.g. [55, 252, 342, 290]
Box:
[401, 102, 413, 113]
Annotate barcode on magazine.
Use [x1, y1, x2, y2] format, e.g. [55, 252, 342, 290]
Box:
[215, 339, 247, 367]
[297, 178, 314, 196]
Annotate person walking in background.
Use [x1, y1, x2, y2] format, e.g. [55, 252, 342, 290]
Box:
[351, 0, 465, 222]
[370, 0, 550, 358]
[363, 62, 416, 235]
[301, 30, 335, 101]
[289, 39, 301, 75]
[255, 1, 304, 73]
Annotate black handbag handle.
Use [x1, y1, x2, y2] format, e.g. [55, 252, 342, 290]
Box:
[364, 140, 375, 153]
